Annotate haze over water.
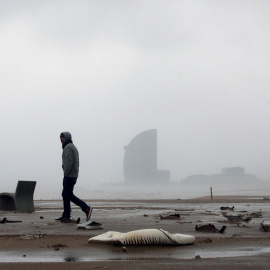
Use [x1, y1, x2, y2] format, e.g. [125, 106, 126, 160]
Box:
[1, 1, 270, 199]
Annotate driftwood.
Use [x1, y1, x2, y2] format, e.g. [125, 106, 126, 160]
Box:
[195, 224, 226, 233]
[220, 206, 234, 211]
[246, 212, 262, 218]
[0, 218, 22, 224]
[226, 215, 251, 223]
[159, 213, 181, 220]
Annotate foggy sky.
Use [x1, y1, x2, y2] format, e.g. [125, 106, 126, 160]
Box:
[1, 0, 270, 199]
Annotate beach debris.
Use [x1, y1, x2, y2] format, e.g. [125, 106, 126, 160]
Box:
[122, 246, 127, 252]
[246, 212, 262, 218]
[195, 224, 226, 233]
[0, 218, 22, 224]
[159, 213, 181, 220]
[40, 216, 44, 219]
[225, 215, 251, 223]
[221, 212, 228, 217]
[176, 213, 190, 216]
[51, 243, 67, 250]
[20, 233, 43, 240]
[202, 211, 219, 216]
[195, 255, 202, 259]
[260, 221, 270, 232]
[144, 214, 148, 217]
[88, 229, 195, 246]
[239, 224, 251, 228]
[220, 206, 234, 211]
[77, 221, 103, 230]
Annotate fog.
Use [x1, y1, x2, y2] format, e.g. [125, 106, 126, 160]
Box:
[1, 0, 270, 199]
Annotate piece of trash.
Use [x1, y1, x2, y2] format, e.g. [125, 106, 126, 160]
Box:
[195, 255, 201, 259]
[40, 216, 44, 219]
[159, 213, 181, 220]
[77, 221, 103, 230]
[20, 234, 43, 240]
[0, 218, 22, 224]
[246, 212, 262, 218]
[226, 215, 251, 223]
[51, 243, 67, 249]
[220, 206, 234, 211]
[260, 221, 270, 232]
[176, 221, 192, 224]
[195, 224, 226, 233]
[88, 228, 195, 246]
[143, 214, 148, 217]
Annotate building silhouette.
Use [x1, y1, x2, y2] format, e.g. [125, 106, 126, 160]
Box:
[123, 129, 170, 184]
[181, 167, 258, 188]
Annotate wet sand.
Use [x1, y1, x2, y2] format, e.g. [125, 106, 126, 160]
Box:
[0, 196, 270, 269]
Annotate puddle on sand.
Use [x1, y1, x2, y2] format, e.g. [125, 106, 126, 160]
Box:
[1, 246, 270, 263]
[197, 246, 270, 258]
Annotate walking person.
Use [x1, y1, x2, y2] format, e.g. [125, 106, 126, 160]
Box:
[56, 131, 93, 223]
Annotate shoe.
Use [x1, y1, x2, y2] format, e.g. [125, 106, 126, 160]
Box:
[86, 206, 93, 221]
[55, 216, 63, 221]
[61, 217, 71, 223]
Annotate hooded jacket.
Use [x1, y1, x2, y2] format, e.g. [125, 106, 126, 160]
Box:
[61, 131, 79, 177]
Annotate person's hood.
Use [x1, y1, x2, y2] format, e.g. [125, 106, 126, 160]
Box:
[60, 131, 72, 141]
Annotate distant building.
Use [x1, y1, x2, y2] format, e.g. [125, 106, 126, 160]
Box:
[181, 167, 258, 188]
[222, 167, 245, 176]
[123, 129, 170, 184]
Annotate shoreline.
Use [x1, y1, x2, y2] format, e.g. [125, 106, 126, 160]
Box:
[34, 195, 270, 205]
[1, 198, 270, 269]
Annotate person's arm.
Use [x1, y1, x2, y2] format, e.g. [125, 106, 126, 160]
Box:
[62, 147, 74, 176]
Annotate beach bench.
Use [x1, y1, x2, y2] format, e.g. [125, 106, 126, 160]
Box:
[0, 181, 36, 212]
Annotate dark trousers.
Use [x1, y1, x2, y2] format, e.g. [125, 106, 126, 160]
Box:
[62, 176, 88, 218]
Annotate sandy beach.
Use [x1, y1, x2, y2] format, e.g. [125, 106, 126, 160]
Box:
[0, 196, 270, 269]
